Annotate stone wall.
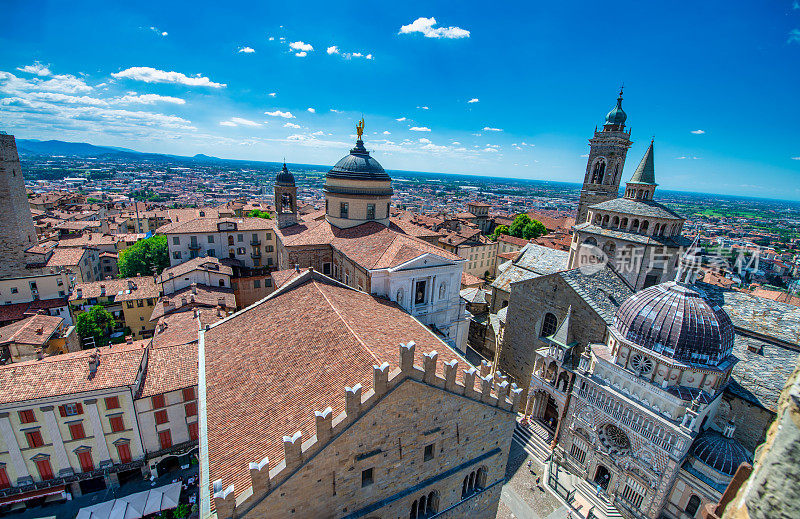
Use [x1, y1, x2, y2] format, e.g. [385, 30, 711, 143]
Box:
[713, 392, 774, 454]
[214, 363, 519, 519]
[721, 359, 800, 519]
[498, 274, 609, 390]
[0, 134, 38, 278]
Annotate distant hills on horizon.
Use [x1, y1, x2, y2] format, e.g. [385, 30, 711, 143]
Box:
[13, 138, 799, 205]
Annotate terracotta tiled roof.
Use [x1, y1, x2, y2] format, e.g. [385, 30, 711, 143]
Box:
[202, 273, 475, 498]
[277, 220, 461, 269]
[270, 268, 310, 289]
[157, 217, 275, 234]
[71, 277, 160, 302]
[157, 256, 233, 284]
[45, 247, 89, 268]
[497, 234, 529, 247]
[0, 342, 147, 403]
[151, 308, 222, 350]
[149, 285, 235, 321]
[388, 217, 442, 239]
[0, 314, 63, 346]
[460, 272, 483, 288]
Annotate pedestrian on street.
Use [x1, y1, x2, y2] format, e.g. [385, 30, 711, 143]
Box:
[535, 476, 541, 489]
[596, 483, 602, 497]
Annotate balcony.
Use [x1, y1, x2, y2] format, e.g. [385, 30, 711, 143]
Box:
[250, 250, 262, 258]
[188, 242, 201, 250]
[250, 238, 261, 246]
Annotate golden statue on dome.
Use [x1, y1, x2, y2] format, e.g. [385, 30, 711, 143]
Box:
[356, 117, 365, 140]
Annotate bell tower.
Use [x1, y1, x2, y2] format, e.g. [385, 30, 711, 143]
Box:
[0, 132, 38, 278]
[274, 162, 297, 229]
[575, 88, 633, 225]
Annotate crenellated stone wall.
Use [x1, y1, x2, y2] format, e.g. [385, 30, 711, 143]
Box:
[210, 343, 521, 519]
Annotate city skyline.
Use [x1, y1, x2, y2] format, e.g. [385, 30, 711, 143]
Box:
[2, 0, 799, 200]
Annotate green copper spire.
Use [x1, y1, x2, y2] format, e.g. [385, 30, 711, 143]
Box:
[628, 139, 657, 185]
[604, 86, 627, 127]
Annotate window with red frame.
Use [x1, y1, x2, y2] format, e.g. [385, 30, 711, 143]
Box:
[158, 430, 172, 449]
[105, 396, 120, 410]
[151, 394, 166, 409]
[182, 387, 196, 401]
[25, 430, 44, 448]
[184, 402, 197, 417]
[68, 422, 85, 440]
[109, 416, 125, 432]
[154, 410, 168, 425]
[35, 459, 53, 480]
[18, 409, 35, 424]
[0, 466, 9, 489]
[116, 443, 132, 464]
[78, 450, 94, 472]
[189, 422, 198, 441]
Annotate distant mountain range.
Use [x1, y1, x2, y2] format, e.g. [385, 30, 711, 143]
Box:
[16, 139, 227, 163]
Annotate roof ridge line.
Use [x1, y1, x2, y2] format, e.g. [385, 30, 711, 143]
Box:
[311, 281, 381, 364]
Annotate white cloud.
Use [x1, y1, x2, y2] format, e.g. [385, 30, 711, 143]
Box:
[383, 130, 391, 135]
[0, 71, 93, 94]
[409, 126, 431, 132]
[219, 117, 261, 127]
[265, 110, 295, 118]
[111, 67, 226, 88]
[399, 17, 470, 39]
[366, 54, 373, 60]
[17, 62, 51, 77]
[417, 106, 429, 110]
[418, 138, 432, 144]
[268, 92, 277, 97]
[690, 129, 705, 134]
[238, 46, 255, 54]
[580, 153, 589, 158]
[792, 156, 800, 160]
[295, 51, 308, 57]
[268, 37, 275, 41]
[149, 27, 168, 37]
[284, 122, 301, 128]
[289, 41, 313, 52]
[451, 141, 461, 145]
[396, 117, 407, 121]
[482, 147, 499, 153]
[327, 46, 339, 55]
[467, 98, 479, 104]
[483, 126, 502, 132]
[330, 109, 342, 113]
[115, 93, 185, 105]
[307, 107, 315, 113]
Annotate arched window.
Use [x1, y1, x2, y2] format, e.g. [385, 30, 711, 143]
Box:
[219, 279, 225, 287]
[632, 219, 640, 233]
[541, 312, 558, 337]
[411, 490, 439, 518]
[601, 214, 609, 227]
[593, 213, 602, 225]
[228, 235, 234, 246]
[438, 283, 447, 300]
[583, 237, 598, 247]
[640, 220, 649, 234]
[501, 300, 508, 308]
[591, 159, 606, 184]
[612, 216, 620, 228]
[685, 494, 701, 516]
[621, 218, 629, 229]
[476, 467, 487, 489]
[602, 241, 616, 259]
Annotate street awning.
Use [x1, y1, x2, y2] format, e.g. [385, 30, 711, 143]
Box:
[0, 486, 66, 506]
[76, 482, 181, 519]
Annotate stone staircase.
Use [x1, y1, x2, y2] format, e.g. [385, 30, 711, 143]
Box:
[512, 417, 553, 462]
[574, 478, 624, 519]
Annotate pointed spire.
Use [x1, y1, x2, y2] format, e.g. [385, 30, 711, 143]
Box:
[628, 139, 657, 185]
[549, 306, 576, 347]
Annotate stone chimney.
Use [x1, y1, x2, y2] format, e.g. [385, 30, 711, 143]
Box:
[100, 284, 106, 296]
[125, 335, 133, 344]
[76, 287, 83, 299]
[217, 297, 226, 307]
[88, 350, 100, 375]
[191, 283, 197, 295]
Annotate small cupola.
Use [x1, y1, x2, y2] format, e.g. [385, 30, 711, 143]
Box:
[624, 139, 658, 201]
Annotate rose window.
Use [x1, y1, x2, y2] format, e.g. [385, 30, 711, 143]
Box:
[599, 424, 631, 454]
[630, 354, 654, 375]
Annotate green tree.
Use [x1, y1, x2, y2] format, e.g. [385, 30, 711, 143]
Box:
[508, 214, 532, 238]
[521, 220, 547, 240]
[76, 305, 115, 346]
[490, 224, 510, 241]
[118, 235, 169, 277]
[247, 209, 273, 219]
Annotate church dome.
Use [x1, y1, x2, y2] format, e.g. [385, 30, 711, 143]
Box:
[327, 139, 391, 181]
[691, 429, 751, 476]
[276, 162, 295, 185]
[605, 91, 627, 127]
[614, 281, 735, 366]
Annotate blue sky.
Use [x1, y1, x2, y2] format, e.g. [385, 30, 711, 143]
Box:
[2, 0, 799, 200]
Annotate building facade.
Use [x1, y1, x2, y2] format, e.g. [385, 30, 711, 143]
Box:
[0, 134, 38, 279]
